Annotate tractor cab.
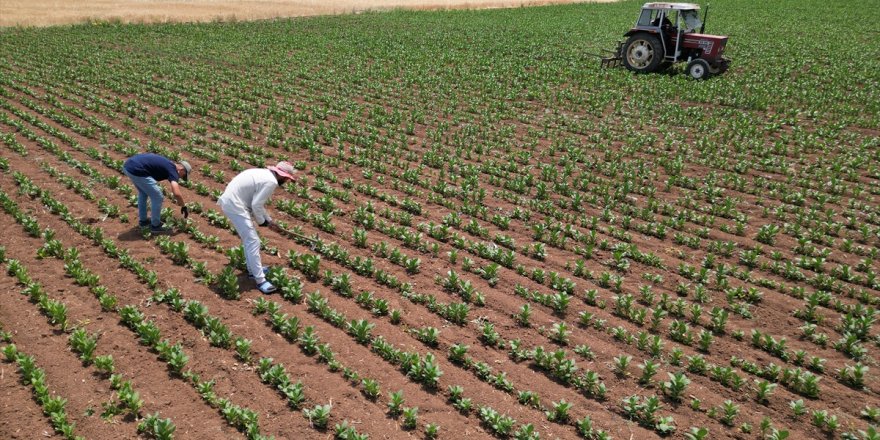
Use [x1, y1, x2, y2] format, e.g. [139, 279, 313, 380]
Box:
[603, 2, 731, 79]
[635, 5, 702, 34]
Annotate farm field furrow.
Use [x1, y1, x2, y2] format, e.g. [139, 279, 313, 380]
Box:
[0, 155, 472, 439]
[0, 107, 624, 439]
[0, 59, 872, 440]
[1, 1, 878, 440]
[0, 81, 824, 436]
[0, 55, 868, 396]
[0, 54, 868, 378]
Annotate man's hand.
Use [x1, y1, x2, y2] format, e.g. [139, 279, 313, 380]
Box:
[267, 221, 284, 233]
[170, 181, 186, 208]
[181, 206, 189, 219]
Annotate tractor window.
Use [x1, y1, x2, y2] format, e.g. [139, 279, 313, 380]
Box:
[637, 9, 656, 27]
[681, 10, 702, 32]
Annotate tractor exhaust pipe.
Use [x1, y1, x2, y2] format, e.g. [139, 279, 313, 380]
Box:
[700, 3, 709, 33]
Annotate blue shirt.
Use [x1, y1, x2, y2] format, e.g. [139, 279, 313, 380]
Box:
[123, 153, 180, 182]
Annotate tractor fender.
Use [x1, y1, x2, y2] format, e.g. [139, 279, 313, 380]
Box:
[624, 28, 659, 38]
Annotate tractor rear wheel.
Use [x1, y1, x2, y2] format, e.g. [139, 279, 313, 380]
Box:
[686, 58, 711, 80]
[622, 33, 664, 73]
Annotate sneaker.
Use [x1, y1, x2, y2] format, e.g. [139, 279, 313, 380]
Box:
[150, 224, 172, 234]
[248, 267, 270, 280]
[139, 219, 151, 228]
[257, 281, 277, 294]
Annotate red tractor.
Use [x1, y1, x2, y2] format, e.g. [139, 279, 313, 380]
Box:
[602, 2, 730, 79]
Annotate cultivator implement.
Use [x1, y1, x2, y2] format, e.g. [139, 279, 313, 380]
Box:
[585, 42, 624, 69]
[599, 42, 624, 68]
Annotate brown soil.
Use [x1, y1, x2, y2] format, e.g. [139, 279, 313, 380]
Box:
[0, 30, 876, 440]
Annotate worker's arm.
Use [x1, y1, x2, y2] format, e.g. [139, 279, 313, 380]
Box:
[169, 181, 185, 206]
[252, 182, 276, 226]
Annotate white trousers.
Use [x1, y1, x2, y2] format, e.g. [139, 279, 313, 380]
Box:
[219, 202, 265, 284]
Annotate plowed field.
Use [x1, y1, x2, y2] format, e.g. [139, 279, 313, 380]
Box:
[0, 1, 877, 439]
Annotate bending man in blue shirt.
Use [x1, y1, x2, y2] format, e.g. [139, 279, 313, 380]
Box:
[123, 153, 192, 233]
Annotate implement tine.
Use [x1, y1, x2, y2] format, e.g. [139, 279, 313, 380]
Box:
[601, 57, 622, 69]
[595, 41, 623, 69]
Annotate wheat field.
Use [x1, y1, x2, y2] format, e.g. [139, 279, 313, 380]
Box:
[0, 0, 615, 27]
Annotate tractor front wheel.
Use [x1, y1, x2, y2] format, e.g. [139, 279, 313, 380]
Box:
[622, 33, 664, 73]
[686, 58, 711, 80]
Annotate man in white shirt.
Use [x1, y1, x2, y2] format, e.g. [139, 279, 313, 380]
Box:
[218, 161, 296, 293]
